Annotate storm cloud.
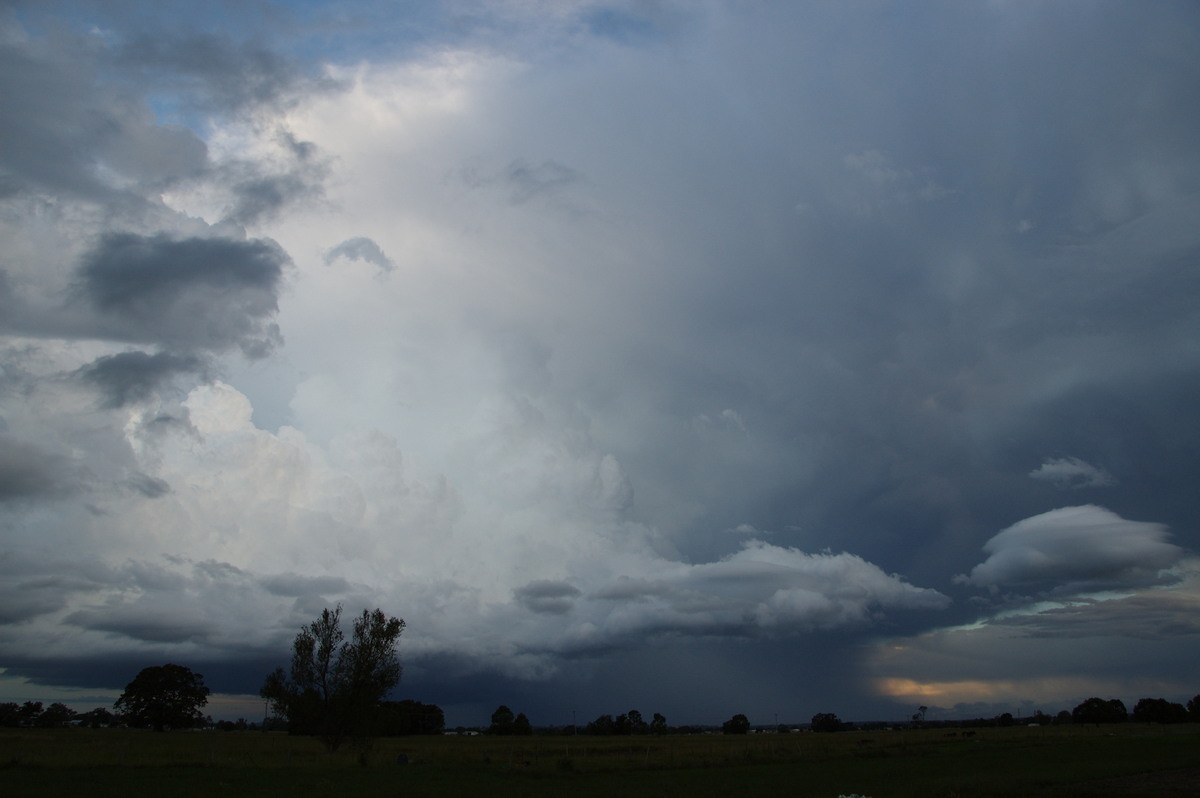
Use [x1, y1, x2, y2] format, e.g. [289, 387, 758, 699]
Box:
[77, 351, 208, 408]
[2, 1, 1199, 726]
[324, 237, 395, 272]
[0, 437, 72, 503]
[75, 233, 288, 356]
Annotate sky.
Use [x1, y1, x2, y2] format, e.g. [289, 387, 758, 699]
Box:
[2, 0, 1199, 728]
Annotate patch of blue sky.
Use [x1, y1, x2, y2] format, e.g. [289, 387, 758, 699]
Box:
[258, 0, 455, 65]
[144, 94, 212, 138]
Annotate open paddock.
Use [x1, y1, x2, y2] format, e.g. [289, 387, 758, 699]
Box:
[2, 724, 1197, 797]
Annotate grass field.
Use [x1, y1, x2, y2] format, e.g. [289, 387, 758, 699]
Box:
[2, 724, 1198, 797]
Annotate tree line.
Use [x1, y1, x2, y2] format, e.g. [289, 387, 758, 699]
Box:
[14, 603, 1200, 745]
[804, 695, 1200, 733]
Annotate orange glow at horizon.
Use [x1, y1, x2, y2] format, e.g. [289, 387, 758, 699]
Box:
[873, 677, 1010, 700]
[869, 674, 1168, 707]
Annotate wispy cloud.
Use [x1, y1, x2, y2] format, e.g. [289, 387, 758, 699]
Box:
[1029, 457, 1116, 489]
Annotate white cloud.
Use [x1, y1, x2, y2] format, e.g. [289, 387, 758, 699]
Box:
[0, 374, 950, 678]
[573, 541, 950, 646]
[1029, 457, 1115, 489]
[958, 505, 1183, 590]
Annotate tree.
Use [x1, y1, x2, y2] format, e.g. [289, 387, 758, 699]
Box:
[37, 702, 77, 728]
[0, 702, 21, 727]
[513, 712, 533, 736]
[76, 707, 116, 728]
[586, 714, 615, 735]
[1188, 694, 1200, 722]
[489, 705, 516, 735]
[811, 712, 842, 733]
[261, 604, 405, 751]
[17, 701, 43, 726]
[376, 700, 445, 736]
[114, 664, 210, 731]
[650, 712, 668, 735]
[722, 713, 750, 735]
[1071, 697, 1127, 725]
[1132, 698, 1189, 724]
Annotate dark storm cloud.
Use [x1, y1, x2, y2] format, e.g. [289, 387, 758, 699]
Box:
[80, 233, 282, 309]
[75, 233, 288, 356]
[589, 2, 1200, 589]
[592, 577, 672, 602]
[0, 437, 72, 502]
[0, 556, 302, 676]
[220, 131, 329, 227]
[0, 20, 208, 201]
[0, 589, 68, 625]
[5, 0, 1200, 725]
[0, 552, 345, 695]
[260, 573, 351, 597]
[324, 237, 396, 272]
[125, 472, 171, 498]
[514, 580, 581, 615]
[0, 648, 285, 696]
[980, 366, 1200, 574]
[63, 607, 216, 644]
[226, 171, 322, 227]
[714, 214, 1200, 590]
[76, 350, 207, 408]
[0, 555, 108, 623]
[0, 574, 83, 624]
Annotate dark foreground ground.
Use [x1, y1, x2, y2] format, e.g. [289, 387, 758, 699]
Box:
[3, 723, 1198, 797]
